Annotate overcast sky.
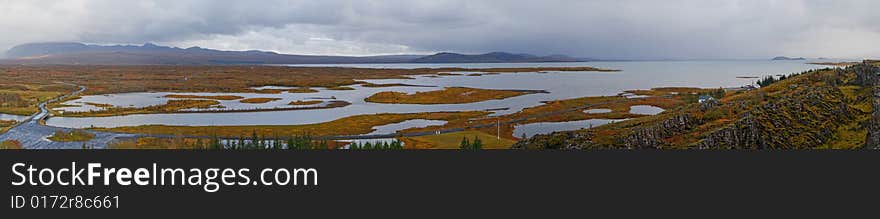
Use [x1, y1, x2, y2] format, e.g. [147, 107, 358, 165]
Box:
[1, 0, 878, 59]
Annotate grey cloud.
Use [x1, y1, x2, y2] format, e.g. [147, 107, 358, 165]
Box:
[1, 0, 878, 58]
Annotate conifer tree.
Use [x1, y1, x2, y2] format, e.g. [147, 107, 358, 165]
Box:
[473, 136, 483, 150]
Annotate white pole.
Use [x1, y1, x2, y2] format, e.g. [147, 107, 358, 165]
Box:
[496, 119, 500, 140]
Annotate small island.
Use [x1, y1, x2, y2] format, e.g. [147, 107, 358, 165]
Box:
[289, 100, 323, 105]
[364, 87, 544, 104]
[240, 98, 283, 104]
[163, 94, 244, 100]
[772, 56, 806, 61]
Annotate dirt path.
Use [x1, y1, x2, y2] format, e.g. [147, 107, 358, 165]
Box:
[0, 84, 142, 149]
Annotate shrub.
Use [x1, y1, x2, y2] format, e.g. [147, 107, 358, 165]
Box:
[1, 140, 23, 149]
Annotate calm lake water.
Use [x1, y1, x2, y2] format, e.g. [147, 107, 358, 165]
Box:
[47, 60, 829, 135]
[584, 109, 612, 114]
[513, 119, 626, 138]
[364, 119, 447, 135]
[0, 113, 29, 121]
[629, 105, 665, 115]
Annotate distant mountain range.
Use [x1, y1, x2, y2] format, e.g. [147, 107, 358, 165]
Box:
[1, 42, 593, 65]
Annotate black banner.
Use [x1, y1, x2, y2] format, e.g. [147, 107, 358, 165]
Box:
[2, 151, 879, 217]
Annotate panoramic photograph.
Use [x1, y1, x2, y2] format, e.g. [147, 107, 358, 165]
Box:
[0, 0, 877, 150]
[5, 1, 880, 217]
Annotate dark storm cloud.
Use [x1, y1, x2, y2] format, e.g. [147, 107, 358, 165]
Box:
[1, 0, 878, 58]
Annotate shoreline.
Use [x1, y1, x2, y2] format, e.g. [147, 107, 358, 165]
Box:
[54, 100, 352, 118]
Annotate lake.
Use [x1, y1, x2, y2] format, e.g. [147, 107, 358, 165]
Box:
[0, 113, 29, 121]
[47, 60, 829, 136]
[513, 119, 627, 138]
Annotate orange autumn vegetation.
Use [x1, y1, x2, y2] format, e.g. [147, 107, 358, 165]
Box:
[365, 87, 537, 104]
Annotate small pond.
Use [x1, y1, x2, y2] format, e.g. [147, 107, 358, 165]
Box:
[513, 119, 625, 138]
[629, 105, 665, 115]
[584, 109, 612, 114]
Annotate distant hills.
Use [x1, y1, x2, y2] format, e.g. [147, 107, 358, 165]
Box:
[1, 42, 592, 65]
[772, 56, 806, 61]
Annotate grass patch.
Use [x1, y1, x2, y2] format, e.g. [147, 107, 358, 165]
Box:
[48, 130, 95, 142]
[164, 94, 244, 100]
[365, 87, 538, 104]
[94, 111, 490, 137]
[288, 87, 319, 93]
[109, 137, 211, 149]
[83, 102, 114, 108]
[254, 89, 285, 94]
[360, 83, 428, 88]
[401, 131, 516, 149]
[0, 85, 71, 115]
[0, 65, 613, 96]
[59, 99, 220, 117]
[326, 86, 355, 90]
[0, 120, 16, 134]
[1, 140, 23, 149]
[289, 100, 323, 105]
[240, 98, 282, 104]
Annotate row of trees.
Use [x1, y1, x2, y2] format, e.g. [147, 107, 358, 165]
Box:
[196, 131, 404, 150]
[756, 70, 808, 87]
[460, 136, 483, 150]
[348, 140, 404, 150]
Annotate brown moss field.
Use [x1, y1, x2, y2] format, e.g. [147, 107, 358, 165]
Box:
[47, 130, 95, 142]
[365, 87, 540, 104]
[59, 99, 221, 117]
[0, 120, 16, 134]
[0, 65, 613, 95]
[398, 87, 716, 142]
[401, 131, 517, 149]
[240, 98, 282, 104]
[0, 83, 77, 115]
[289, 100, 323, 105]
[164, 94, 244, 100]
[94, 111, 490, 137]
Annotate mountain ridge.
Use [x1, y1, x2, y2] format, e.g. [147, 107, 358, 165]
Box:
[2, 42, 592, 65]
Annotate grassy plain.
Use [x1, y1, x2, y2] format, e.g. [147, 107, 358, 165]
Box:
[0, 140, 23, 149]
[240, 98, 282, 104]
[94, 111, 490, 137]
[0, 65, 613, 95]
[47, 130, 95, 142]
[289, 100, 323, 105]
[164, 94, 244, 100]
[0, 120, 16, 134]
[400, 131, 516, 149]
[0, 83, 76, 115]
[365, 87, 539, 104]
[59, 99, 220, 117]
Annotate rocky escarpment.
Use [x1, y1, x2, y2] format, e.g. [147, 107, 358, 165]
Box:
[696, 85, 853, 149]
[621, 114, 699, 149]
[697, 64, 873, 149]
[511, 131, 595, 150]
[865, 86, 880, 149]
[857, 63, 880, 149]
